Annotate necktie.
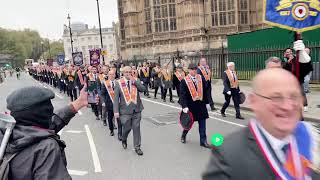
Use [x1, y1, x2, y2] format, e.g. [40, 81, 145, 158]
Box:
[232, 71, 236, 81]
[112, 81, 114, 90]
[127, 81, 131, 93]
[281, 143, 290, 163]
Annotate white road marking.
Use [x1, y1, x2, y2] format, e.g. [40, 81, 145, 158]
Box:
[78, 110, 83, 115]
[68, 169, 88, 176]
[58, 129, 63, 136]
[66, 130, 84, 134]
[141, 98, 246, 128]
[84, 124, 102, 173]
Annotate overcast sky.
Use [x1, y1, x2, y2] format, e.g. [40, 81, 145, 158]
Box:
[0, 0, 118, 40]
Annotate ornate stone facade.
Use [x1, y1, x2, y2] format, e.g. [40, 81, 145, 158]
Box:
[117, 0, 266, 60]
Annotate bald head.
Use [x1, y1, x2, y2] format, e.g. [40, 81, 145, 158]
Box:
[253, 68, 300, 93]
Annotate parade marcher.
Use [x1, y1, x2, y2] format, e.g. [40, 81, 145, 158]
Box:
[3, 84, 88, 180]
[100, 70, 122, 137]
[97, 66, 109, 123]
[87, 66, 100, 120]
[202, 68, 320, 180]
[75, 65, 87, 97]
[173, 65, 186, 101]
[161, 64, 174, 103]
[282, 40, 313, 112]
[179, 64, 211, 148]
[113, 66, 146, 156]
[198, 58, 216, 111]
[303, 48, 313, 94]
[65, 66, 77, 102]
[139, 62, 151, 98]
[220, 62, 244, 119]
[151, 63, 163, 99]
[131, 66, 139, 79]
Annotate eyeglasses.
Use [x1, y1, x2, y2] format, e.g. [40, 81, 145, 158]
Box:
[254, 92, 302, 104]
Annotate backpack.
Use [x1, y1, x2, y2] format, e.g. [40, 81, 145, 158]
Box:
[0, 135, 66, 180]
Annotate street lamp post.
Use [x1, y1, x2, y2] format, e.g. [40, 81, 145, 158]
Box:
[67, 14, 74, 64]
[96, 0, 105, 65]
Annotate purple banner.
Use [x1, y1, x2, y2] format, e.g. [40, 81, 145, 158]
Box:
[89, 49, 101, 66]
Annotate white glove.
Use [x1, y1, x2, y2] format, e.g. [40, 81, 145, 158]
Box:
[293, 40, 305, 51]
[182, 108, 189, 113]
[141, 81, 144, 85]
[102, 103, 105, 107]
[151, 78, 153, 81]
[227, 91, 231, 95]
[299, 50, 311, 63]
[206, 104, 211, 110]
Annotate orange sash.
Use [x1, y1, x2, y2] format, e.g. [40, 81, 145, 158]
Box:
[225, 70, 238, 88]
[199, 66, 211, 81]
[161, 69, 171, 81]
[87, 73, 96, 82]
[104, 80, 115, 103]
[77, 70, 85, 85]
[175, 71, 185, 81]
[185, 74, 203, 101]
[57, 70, 62, 78]
[142, 67, 149, 77]
[118, 78, 138, 105]
[99, 74, 105, 83]
[68, 71, 75, 82]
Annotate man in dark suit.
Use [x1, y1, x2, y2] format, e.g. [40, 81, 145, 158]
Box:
[179, 64, 211, 148]
[86, 66, 100, 120]
[197, 58, 216, 111]
[100, 70, 122, 137]
[220, 62, 244, 120]
[202, 68, 320, 180]
[114, 66, 146, 156]
[139, 62, 151, 98]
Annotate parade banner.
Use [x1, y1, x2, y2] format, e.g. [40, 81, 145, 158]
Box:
[46, 59, 53, 66]
[57, 54, 65, 66]
[263, 0, 320, 32]
[89, 49, 101, 66]
[72, 52, 83, 66]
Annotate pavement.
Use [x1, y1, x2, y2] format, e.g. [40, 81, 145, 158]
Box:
[150, 79, 320, 123]
[0, 73, 318, 180]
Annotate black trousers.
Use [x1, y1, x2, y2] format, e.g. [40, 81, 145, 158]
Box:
[143, 82, 149, 96]
[117, 118, 122, 138]
[90, 104, 99, 117]
[163, 88, 173, 101]
[175, 83, 181, 98]
[107, 109, 114, 131]
[154, 86, 163, 98]
[67, 87, 78, 101]
[221, 92, 240, 117]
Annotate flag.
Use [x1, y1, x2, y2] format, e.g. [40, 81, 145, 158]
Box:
[90, 49, 101, 66]
[72, 52, 83, 66]
[57, 54, 65, 66]
[263, 0, 320, 32]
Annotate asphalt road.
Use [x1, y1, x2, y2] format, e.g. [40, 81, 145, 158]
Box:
[0, 72, 257, 180]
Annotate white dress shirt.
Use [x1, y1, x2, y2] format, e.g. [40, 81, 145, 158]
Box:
[257, 123, 291, 164]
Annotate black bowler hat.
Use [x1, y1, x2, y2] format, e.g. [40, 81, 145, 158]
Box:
[188, 64, 198, 70]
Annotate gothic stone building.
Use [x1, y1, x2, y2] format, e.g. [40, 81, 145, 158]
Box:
[117, 0, 267, 60]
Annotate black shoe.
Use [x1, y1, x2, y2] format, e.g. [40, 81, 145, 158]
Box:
[200, 142, 211, 149]
[236, 115, 245, 120]
[163, 99, 166, 102]
[135, 148, 143, 156]
[122, 140, 127, 149]
[147, 95, 151, 98]
[118, 134, 122, 141]
[96, 116, 100, 120]
[154, 97, 157, 99]
[103, 121, 107, 126]
[181, 136, 186, 144]
[170, 100, 174, 103]
[211, 106, 217, 111]
[113, 123, 117, 129]
[110, 131, 114, 136]
[220, 111, 226, 117]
